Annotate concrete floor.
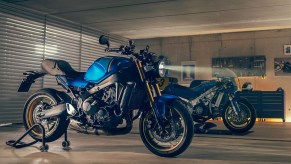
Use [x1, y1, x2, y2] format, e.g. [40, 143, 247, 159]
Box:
[1, 120, 291, 164]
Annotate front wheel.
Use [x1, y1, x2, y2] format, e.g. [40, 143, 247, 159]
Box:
[223, 98, 256, 133]
[139, 100, 193, 157]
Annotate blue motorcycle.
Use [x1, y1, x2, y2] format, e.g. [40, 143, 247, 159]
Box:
[18, 36, 193, 157]
[164, 69, 256, 133]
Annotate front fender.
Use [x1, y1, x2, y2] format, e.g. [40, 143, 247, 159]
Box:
[154, 94, 179, 103]
[153, 94, 179, 120]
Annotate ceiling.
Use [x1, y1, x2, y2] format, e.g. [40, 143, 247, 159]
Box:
[4, 0, 291, 39]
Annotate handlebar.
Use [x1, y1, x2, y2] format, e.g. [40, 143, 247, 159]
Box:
[106, 45, 132, 54]
[106, 48, 122, 53]
[104, 43, 155, 63]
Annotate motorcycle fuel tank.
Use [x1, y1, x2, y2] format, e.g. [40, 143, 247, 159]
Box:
[84, 56, 133, 84]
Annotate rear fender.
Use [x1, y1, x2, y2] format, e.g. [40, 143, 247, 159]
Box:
[18, 71, 46, 92]
[39, 88, 72, 103]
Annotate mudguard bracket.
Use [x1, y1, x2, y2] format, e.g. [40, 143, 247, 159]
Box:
[18, 71, 46, 92]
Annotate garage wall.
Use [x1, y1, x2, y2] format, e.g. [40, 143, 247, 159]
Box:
[135, 29, 291, 122]
[0, 2, 127, 123]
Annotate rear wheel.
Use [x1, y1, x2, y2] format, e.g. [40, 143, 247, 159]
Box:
[139, 100, 193, 157]
[223, 98, 256, 133]
[23, 89, 69, 142]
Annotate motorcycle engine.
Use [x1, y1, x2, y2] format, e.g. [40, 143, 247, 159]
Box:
[193, 102, 209, 116]
[80, 86, 122, 128]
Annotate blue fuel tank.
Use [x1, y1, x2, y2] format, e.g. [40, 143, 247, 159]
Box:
[84, 56, 133, 84]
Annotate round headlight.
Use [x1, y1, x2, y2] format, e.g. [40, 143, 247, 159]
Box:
[158, 60, 168, 77]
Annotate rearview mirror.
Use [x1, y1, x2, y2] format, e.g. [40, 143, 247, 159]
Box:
[99, 35, 109, 47]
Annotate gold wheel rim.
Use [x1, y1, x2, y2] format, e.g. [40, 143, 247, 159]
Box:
[26, 95, 59, 137]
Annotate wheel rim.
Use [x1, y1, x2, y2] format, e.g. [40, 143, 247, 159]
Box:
[26, 95, 60, 138]
[225, 102, 251, 129]
[142, 106, 187, 152]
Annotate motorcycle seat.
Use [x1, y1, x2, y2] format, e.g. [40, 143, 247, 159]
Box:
[41, 59, 84, 78]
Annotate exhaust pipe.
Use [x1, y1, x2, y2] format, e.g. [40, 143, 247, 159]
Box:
[40, 103, 77, 119]
[66, 103, 77, 116]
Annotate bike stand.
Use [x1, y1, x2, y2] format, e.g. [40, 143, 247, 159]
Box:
[61, 130, 71, 150]
[6, 123, 49, 152]
[6, 123, 71, 152]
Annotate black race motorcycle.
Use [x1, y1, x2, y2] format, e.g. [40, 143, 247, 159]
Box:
[163, 69, 256, 133]
[18, 36, 193, 157]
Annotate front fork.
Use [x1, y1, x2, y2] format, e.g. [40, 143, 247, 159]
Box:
[135, 60, 165, 126]
[228, 94, 241, 115]
[146, 82, 165, 126]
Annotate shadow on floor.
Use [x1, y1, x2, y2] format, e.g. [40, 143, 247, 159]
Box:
[196, 129, 254, 136]
[0, 124, 24, 132]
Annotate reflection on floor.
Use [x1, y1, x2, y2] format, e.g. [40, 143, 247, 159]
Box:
[1, 120, 291, 164]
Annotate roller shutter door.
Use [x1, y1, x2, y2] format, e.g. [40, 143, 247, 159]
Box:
[43, 16, 82, 90]
[0, 2, 128, 124]
[0, 6, 45, 123]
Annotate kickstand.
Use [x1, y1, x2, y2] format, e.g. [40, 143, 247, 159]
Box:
[61, 130, 71, 150]
[6, 123, 49, 152]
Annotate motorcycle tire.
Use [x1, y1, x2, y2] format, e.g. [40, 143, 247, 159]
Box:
[23, 88, 70, 142]
[139, 100, 193, 157]
[223, 98, 256, 133]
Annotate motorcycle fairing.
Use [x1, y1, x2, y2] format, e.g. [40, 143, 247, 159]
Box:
[163, 84, 196, 100]
[228, 79, 239, 93]
[163, 80, 217, 100]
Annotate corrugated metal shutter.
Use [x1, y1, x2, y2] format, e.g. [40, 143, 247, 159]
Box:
[43, 16, 81, 89]
[0, 5, 45, 123]
[110, 34, 129, 48]
[80, 27, 105, 72]
[0, 2, 128, 124]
